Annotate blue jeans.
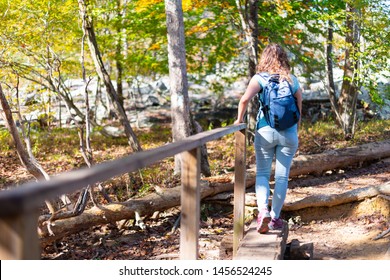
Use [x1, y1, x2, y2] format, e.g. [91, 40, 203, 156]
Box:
[254, 124, 298, 219]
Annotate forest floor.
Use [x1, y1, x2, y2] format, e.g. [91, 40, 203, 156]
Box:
[0, 121, 389, 260]
[285, 158, 390, 260]
[37, 158, 390, 261]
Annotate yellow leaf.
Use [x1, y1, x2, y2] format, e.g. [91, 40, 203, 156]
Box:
[135, 0, 162, 12]
[148, 43, 161, 51]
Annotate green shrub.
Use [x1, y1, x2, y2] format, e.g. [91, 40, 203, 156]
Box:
[0, 129, 12, 151]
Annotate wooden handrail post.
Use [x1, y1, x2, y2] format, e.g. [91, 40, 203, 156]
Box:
[180, 148, 201, 260]
[233, 128, 246, 256]
[0, 211, 40, 260]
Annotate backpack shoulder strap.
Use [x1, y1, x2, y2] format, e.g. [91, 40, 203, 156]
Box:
[255, 73, 269, 87]
[280, 78, 295, 97]
[256, 73, 274, 110]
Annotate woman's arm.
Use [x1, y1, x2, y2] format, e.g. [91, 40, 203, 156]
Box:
[295, 87, 303, 128]
[295, 87, 303, 116]
[234, 77, 261, 124]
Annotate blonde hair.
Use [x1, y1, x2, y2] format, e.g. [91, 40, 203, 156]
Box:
[256, 43, 291, 82]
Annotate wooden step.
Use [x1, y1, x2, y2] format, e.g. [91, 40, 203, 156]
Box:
[233, 219, 289, 260]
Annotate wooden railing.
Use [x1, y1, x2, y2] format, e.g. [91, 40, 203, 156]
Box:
[0, 124, 247, 260]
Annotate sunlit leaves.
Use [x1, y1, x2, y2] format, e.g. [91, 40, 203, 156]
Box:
[1, 0, 388, 107]
[0, 0, 80, 82]
[134, 0, 162, 12]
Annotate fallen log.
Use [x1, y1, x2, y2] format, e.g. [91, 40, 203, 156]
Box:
[289, 139, 390, 177]
[243, 139, 390, 178]
[283, 181, 390, 211]
[206, 182, 390, 210]
[38, 139, 390, 244]
[39, 176, 256, 244]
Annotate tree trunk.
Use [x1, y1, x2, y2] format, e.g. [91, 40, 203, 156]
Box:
[229, 181, 390, 211]
[247, 0, 259, 77]
[326, 19, 343, 126]
[338, 3, 360, 140]
[0, 84, 58, 213]
[115, 43, 124, 109]
[164, 0, 210, 176]
[78, 0, 142, 152]
[235, 0, 259, 75]
[0, 85, 46, 180]
[283, 182, 390, 211]
[289, 140, 390, 177]
[115, 0, 124, 109]
[247, 0, 260, 142]
[235, 0, 259, 142]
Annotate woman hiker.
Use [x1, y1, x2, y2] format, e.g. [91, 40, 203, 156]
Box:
[234, 43, 303, 233]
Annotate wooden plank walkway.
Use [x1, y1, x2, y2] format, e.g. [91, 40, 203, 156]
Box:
[233, 220, 289, 260]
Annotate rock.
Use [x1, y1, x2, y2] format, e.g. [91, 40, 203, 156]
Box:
[284, 239, 314, 260]
[154, 80, 168, 93]
[102, 126, 124, 137]
[145, 96, 160, 107]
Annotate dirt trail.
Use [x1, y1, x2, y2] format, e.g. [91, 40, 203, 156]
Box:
[284, 158, 390, 260]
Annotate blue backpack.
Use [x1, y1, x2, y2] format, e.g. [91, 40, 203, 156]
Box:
[257, 74, 300, 130]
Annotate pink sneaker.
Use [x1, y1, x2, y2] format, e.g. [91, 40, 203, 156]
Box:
[268, 217, 284, 230]
[256, 208, 271, 234]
